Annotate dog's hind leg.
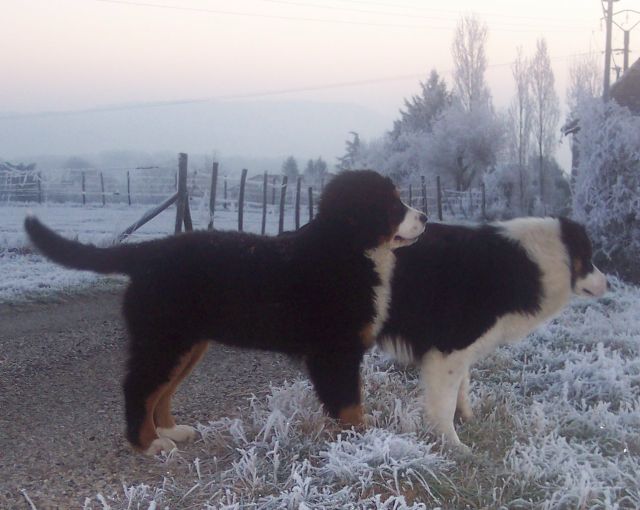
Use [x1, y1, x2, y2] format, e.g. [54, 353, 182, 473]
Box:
[420, 349, 470, 448]
[455, 370, 474, 422]
[123, 341, 197, 456]
[155, 341, 209, 443]
[306, 347, 365, 428]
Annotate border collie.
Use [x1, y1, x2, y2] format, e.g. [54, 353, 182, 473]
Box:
[25, 170, 426, 455]
[379, 217, 607, 448]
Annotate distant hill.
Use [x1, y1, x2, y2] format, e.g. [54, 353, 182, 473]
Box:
[0, 100, 389, 166]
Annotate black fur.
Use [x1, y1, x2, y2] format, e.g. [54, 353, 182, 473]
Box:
[25, 170, 406, 451]
[381, 222, 543, 357]
[558, 216, 595, 288]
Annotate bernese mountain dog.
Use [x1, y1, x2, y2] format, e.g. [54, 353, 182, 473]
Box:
[25, 170, 426, 455]
[379, 217, 607, 448]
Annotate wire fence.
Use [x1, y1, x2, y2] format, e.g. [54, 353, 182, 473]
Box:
[0, 163, 486, 223]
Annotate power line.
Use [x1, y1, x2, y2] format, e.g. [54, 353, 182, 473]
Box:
[0, 52, 595, 121]
[93, 0, 596, 32]
[253, 0, 594, 29]
[324, 0, 597, 24]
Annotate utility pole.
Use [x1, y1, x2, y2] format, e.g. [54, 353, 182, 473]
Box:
[603, 0, 615, 102]
[623, 30, 630, 71]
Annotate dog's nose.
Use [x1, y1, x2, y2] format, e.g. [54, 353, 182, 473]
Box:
[418, 212, 428, 224]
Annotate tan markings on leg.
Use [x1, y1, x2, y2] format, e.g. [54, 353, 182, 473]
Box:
[360, 324, 376, 348]
[338, 404, 364, 428]
[154, 342, 209, 429]
[138, 383, 170, 451]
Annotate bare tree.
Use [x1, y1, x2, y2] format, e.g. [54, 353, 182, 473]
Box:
[530, 38, 560, 208]
[567, 52, 602, 113]
[507, 47, 533, 213]
[452, 14, 490, 111]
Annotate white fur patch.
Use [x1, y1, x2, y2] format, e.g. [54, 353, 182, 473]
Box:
[145, 437, 177, 456]
[365, 246, 396, 338]
[379, 336, 415, 365]
[576, 265, 607, 297]
[392, 204, 425, 248]
[157, 424, 197, 443]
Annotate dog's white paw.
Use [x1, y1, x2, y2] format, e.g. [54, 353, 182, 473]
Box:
[455, 407, 475, 423]
[157, 424, 197, 443]
[144, 437, 177, 456]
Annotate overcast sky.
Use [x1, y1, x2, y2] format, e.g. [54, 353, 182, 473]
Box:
[2, 0, 637, 166]
[4, 0, 628, 113]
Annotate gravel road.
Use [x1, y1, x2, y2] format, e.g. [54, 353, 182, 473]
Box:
[0, 286, 302, 509]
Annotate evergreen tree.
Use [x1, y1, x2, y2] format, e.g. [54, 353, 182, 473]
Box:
[337, 132, 361, 171]
[390, 70, 450, 141]
[281, 156, 299, 182]
[304, 157, 328, 183]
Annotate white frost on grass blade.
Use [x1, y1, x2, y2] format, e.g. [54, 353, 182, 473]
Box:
[86, 279, 639, 509]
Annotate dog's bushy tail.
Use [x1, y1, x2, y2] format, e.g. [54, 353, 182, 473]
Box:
[24, 216, 134, 274]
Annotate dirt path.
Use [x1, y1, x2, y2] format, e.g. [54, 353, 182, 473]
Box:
[0, 288, 302, 509]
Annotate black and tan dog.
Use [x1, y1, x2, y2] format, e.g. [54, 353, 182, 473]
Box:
[25, 170, 426, 455]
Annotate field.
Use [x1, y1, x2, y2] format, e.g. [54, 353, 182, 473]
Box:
[0, 200, 291, 303]
[1, 202, 639, 508]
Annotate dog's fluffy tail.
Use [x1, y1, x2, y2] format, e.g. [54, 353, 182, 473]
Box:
[25, 216, 134, 275]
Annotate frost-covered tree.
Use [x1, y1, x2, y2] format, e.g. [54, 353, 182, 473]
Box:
[484, 157, 570, 219]
[567, 52, 602, 113]
[452, 14, 491, 111]
[572, 97, 640, 283]
[389, 70, 451, 141]
[304, 157, 328, 184]
[281, 156, 299, 181]
[530, 38, 560, 207]
[426, 101, 503, 190]
[507, 47, 533, 212]
[337, 132, 362, 171]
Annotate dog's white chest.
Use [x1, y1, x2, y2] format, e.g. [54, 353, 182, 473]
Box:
[365, 247, 396, 337]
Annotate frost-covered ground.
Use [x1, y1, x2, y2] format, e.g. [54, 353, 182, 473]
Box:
[76, 280, 638, 510]
[4, 202, 639, 508]
[0, 201, 297, 303]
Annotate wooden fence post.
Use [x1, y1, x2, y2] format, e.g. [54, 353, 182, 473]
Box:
[261, 171, 268, 235]
[81, 171, 86, 205]
[295, 176, 301, 230]
[238, 168, 248, 232]
[37, 172, 42, 204]
[408, 184, 413, 206]
[481, 182, 486, 219]
[308, 187, 313, 222]
[421, 175, 427, 215]
[208, 162, 218, 230]
[272, 176, 277, 205]
[223, 176, 228, 210]
[278, 175, 288, 234]
[436, 175, 443, 221]
[175, 153, 188, 234]
[127, 170, 131, 205]
[100, 172, 106, 206]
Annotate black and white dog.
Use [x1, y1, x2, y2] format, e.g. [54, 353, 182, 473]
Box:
[25, 170, 426, 455]
[379, 217, 607, 447]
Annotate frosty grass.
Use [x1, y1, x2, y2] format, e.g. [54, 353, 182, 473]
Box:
[3, 203, 638, 508]
[86, 280, 638, 509]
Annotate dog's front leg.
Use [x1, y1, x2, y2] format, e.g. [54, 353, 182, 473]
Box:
[306, 346, 365, 428]
[420, 349, 470, 448]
